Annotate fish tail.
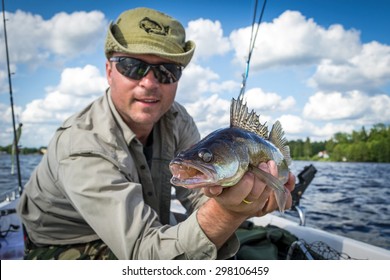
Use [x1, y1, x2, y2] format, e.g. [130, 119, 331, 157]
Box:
[274, 187, 289, 214]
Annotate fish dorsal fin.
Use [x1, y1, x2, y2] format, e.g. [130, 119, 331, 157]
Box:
[230, 94, 268, 138]
[269, 120, 292, 167]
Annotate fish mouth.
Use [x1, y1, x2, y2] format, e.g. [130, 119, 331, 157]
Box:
[169, 160, 217, 188]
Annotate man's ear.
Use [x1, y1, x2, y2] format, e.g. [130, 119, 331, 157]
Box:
[106, 60, 113, 85]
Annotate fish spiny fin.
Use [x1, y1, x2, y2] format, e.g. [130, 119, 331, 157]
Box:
[230, 95, 268, 138]
[268, 121, 292, 166]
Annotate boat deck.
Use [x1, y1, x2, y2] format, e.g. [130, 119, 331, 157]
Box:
[251, 213, 390, 260]
[0, 199, 24, 260]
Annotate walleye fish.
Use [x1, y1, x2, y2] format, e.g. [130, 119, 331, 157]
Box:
[169, 94, 292, 212]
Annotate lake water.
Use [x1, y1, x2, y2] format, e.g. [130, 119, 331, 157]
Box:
[0, 154, 42, 202]
[289, 160, 390, 250]
[1, 154, 389, 250]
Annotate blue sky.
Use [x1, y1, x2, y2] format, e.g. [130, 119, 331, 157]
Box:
[1, 0, 389, 148]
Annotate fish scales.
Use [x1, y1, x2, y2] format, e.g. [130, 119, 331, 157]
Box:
[169, 94, 292, 212]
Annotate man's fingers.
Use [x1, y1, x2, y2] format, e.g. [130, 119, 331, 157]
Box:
[203, 185, 223, 197]
[285, 172, 296, 192]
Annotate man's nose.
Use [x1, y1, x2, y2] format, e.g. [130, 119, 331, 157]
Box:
[139, 68, 159, 88]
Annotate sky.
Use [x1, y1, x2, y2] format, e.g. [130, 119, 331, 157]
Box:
[0, 0, 389, 148]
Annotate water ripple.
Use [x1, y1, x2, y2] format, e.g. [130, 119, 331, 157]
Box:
[292, 160, 390, 250]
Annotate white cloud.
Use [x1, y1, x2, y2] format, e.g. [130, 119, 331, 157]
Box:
[180, 85, 296, 140]
[12, 65, 108, 146]
[0, 103, 22, 124]
[278, 114, 357, 141]
[178, 63, 218, 102]
[15, 123, 59, 148]
[357, 42, 390, 82]
[310, 42, 390, 91]
[177, 62, 239, 137]
[229, 10, 361, 70]
[229, 10, 390, 97]
[360, 94, 390, 124]
[279, 114, 315, 135]
[303, 91, 370, 121]
[0, 10, 106, 66]
[315, 122, 356, 139]
[21, 65, 107, 124]
[0, 70, 7, 94]
[178, 63, 239, 103]
[57, 65, 108, 96]
[184, 94, 231, 138]
[46, 11, 107, 57]
[243, 88, 296, 112]
[298, 90, 390, 140]
[186, 18, 231, 61]
[0, 103, 7, 121]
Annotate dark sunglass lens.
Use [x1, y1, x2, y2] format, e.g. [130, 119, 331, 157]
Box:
[113, 57, 182, 84]
[114, 58, 147, 80]
[156, 65, 182, 84]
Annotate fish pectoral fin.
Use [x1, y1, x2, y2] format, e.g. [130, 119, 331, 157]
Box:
[248, 164, 288, 213]
[248, 164, 285, 192]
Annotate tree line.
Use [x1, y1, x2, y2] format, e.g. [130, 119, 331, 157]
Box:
[288, 123, 390, 162]
[0, 145, 45, 155]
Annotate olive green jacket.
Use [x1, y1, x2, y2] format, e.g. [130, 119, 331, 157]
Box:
[17, 89, 238, 259]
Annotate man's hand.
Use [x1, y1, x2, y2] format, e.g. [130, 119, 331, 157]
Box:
[197, 160, 295, 249]
[202, 160, 295, 217]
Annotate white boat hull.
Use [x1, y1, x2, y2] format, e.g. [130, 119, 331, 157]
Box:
[250, 213, 390, 260]
[0, 199, 24, 260]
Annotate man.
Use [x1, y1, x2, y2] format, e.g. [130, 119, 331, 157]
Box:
[17, 7, 295, 260]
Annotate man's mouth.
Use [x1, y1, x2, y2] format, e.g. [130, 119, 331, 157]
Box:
[137, 98, 159, 104]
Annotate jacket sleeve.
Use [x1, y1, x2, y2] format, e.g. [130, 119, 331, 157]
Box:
[58, 154, 238, 259]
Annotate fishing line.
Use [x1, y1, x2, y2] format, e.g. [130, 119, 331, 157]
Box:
[239, 0, 268, 98]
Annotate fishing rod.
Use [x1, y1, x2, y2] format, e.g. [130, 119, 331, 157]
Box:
[239, 0, 268, 98]
[2, 0, 23, 194]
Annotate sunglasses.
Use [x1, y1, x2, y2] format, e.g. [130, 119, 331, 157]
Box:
[109, 57, 182, 84]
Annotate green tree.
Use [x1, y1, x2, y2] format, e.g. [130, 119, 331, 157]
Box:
[331, 143, 348, 161]
[311, 141, 326, 156]
[333, 132, 351, 144]
[303, 137, 312, 158]
[352, 126, 368, 142]
[367, 124, 389, 162]
[325, 139, 336, 154]
[348, 142, 370, 162]
[287, 140, 302, 159]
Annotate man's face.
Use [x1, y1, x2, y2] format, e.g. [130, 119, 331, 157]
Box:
[106, 53, 179, 130]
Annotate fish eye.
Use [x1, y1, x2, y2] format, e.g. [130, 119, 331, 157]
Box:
[198, 148, 213, 163]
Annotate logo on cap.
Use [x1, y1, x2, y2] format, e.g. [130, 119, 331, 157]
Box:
[139, 17, 169, 36]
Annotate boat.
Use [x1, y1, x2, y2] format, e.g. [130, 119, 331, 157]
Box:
[250, 212, 390, 260]
[0, 194, 24, 260]
[1, 0, 25, 260]
[1, 162, 390, 260]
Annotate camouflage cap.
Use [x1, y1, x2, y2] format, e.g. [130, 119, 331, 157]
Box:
[105, 7, 195, 67]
